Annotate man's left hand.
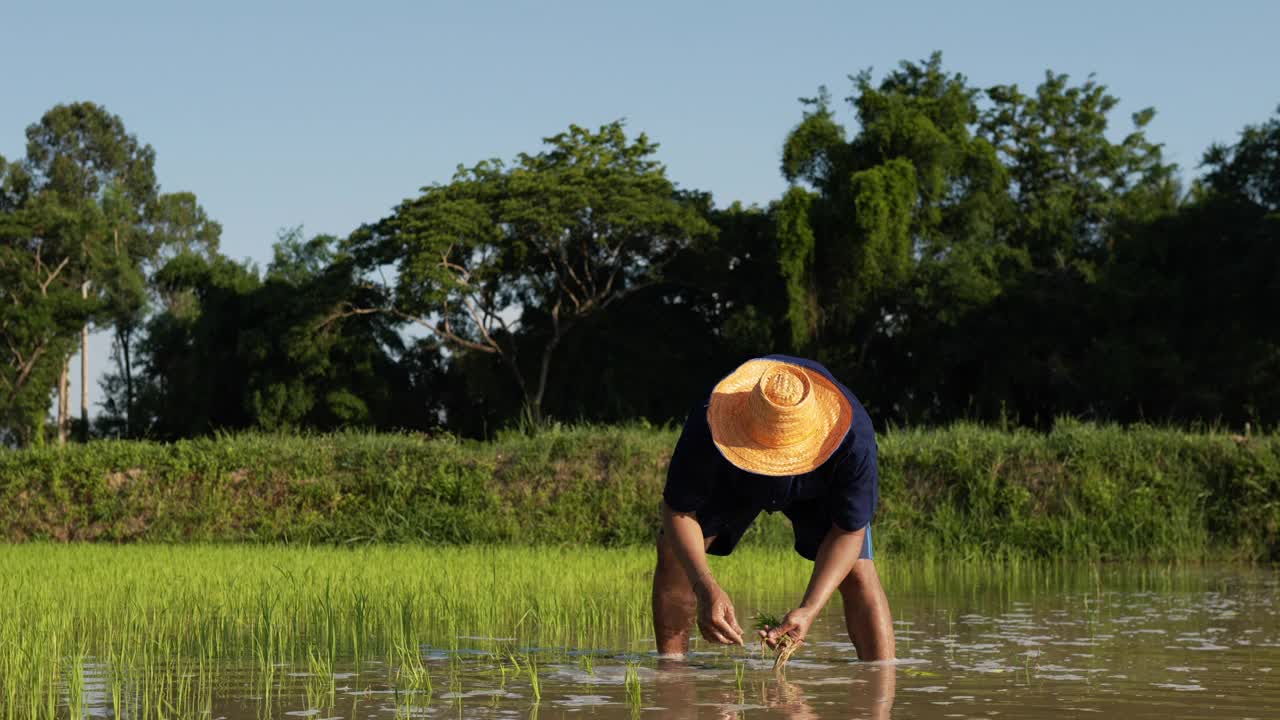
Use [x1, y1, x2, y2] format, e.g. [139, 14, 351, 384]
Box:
[759, 606, 816, 649]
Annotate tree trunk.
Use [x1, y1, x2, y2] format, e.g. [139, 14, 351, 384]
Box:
[123, 328, 133, 438]
[58, 357, 69, 445]
[530, 335, 562, 427]
[526, 310, 574, 430]
[80, 317, 89, 438]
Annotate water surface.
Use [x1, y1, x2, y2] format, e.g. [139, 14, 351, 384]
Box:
[65, 564, 1278, 719]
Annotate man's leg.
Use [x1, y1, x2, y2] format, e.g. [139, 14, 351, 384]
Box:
[852, 663, 897, 720]
[838, 558, 895, 660]
[652, 530, 716, 656]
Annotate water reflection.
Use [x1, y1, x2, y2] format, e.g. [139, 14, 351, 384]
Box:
[653, 655, 896, 719]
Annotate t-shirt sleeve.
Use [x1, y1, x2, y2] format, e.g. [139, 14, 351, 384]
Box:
[663, 401, 719, 513]
[826, 428, 880, 532]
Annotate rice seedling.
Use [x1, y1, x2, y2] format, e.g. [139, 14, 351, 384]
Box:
[305, 643, 336, 710]
[448, 650, 464, 703]
[525, 654, 541, 704]
[753, 612, 801, 671]
[623, 659, 642, 715]
[623, 660, 641, 698]
[64, 650, 85, 720]
[1022, 650, 1041, 685]
[393, 640, 431, 702]
[486, 650, 509, 692]
[945, 609, 956, 660]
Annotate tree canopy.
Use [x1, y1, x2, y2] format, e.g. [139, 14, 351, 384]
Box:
[346, 121, 713, 422]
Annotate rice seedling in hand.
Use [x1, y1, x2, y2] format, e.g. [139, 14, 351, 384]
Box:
[753, 613, 801, 672]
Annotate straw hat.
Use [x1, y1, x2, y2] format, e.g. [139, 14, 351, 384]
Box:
[707, 358, 854, 476]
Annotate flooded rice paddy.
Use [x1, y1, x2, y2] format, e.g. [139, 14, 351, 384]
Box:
[2, 546, 1276, 719]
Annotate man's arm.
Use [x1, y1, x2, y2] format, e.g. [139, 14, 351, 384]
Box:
[762, 523, 864, 647]
[661, 501, 744, 645]
[800, 523, 865, 611]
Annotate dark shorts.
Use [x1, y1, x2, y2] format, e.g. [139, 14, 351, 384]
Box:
[698, 497, 874, 562]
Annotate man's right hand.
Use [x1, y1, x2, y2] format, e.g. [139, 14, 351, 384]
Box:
[694, 578, 744, 645]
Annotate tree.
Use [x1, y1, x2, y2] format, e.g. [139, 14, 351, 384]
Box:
[22, 102, 159, 442]
[118, 228, 430, 439]
[980, 70, 1177, 267]
[1203, 107, 1280, 212]
[1089, 109, 1280, 426]
[347, 121, 713, 423]
[777, 54, 1014, 420]
[0, 157, 87, 445]
[97, 190, 222, 437]
[249, 228, 417, 431]
[971, 70, 1179, 423]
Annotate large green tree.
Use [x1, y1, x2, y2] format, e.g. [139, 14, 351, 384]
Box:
[1090, 109, 1280, 425]
[776, 54, 1015, 418]
[981, 71, 1178, 266]
[122, 229, 425, 439]
[21, 102, 159, 441]
[967, 70, 1179, 423]
[0, 156, 86, 445]
[96, 190, 222, 437]
[348, 122, 713, 423]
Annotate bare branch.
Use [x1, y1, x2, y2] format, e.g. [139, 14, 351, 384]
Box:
[313, 304, 380, 332]
[14, 344, 45, 391]
[580, 226, 595, 300]
[315, 301, 502, 355]
[404, 307, 500, 354]
[600, 261, 624, 304]
[600, 278, 655, 311]
[553, 232, 588, 311]
[6, 338, 25, 366]
[3, 338, 46, 395]
[457, 293, 501, 352]
[553, 264, 584, 311]
[39, 257, 71, 295]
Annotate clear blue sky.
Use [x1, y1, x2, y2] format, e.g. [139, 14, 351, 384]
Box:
[3, 0, 1278, 414]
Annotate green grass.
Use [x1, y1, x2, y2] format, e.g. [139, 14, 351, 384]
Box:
[1, 422, 1277, 559]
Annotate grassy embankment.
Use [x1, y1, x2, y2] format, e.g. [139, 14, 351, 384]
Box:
[1, 421, 1276, 561]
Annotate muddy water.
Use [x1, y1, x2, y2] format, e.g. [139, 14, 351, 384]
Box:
[79, 565, 1278, 719]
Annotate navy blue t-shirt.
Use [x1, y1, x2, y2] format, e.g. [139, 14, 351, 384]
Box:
[663, 355, 880, 532]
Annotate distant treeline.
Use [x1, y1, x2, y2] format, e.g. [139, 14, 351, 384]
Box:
[1, 425, 1276, 560]
[3, 53, 1279, 445]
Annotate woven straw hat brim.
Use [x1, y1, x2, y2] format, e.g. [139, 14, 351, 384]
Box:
[707, 359, 854, 476]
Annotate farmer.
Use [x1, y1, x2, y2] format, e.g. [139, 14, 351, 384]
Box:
[652, 354, 895, 660]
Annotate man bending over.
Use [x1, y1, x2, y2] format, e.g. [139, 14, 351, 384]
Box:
[652, 355, 895, 660]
